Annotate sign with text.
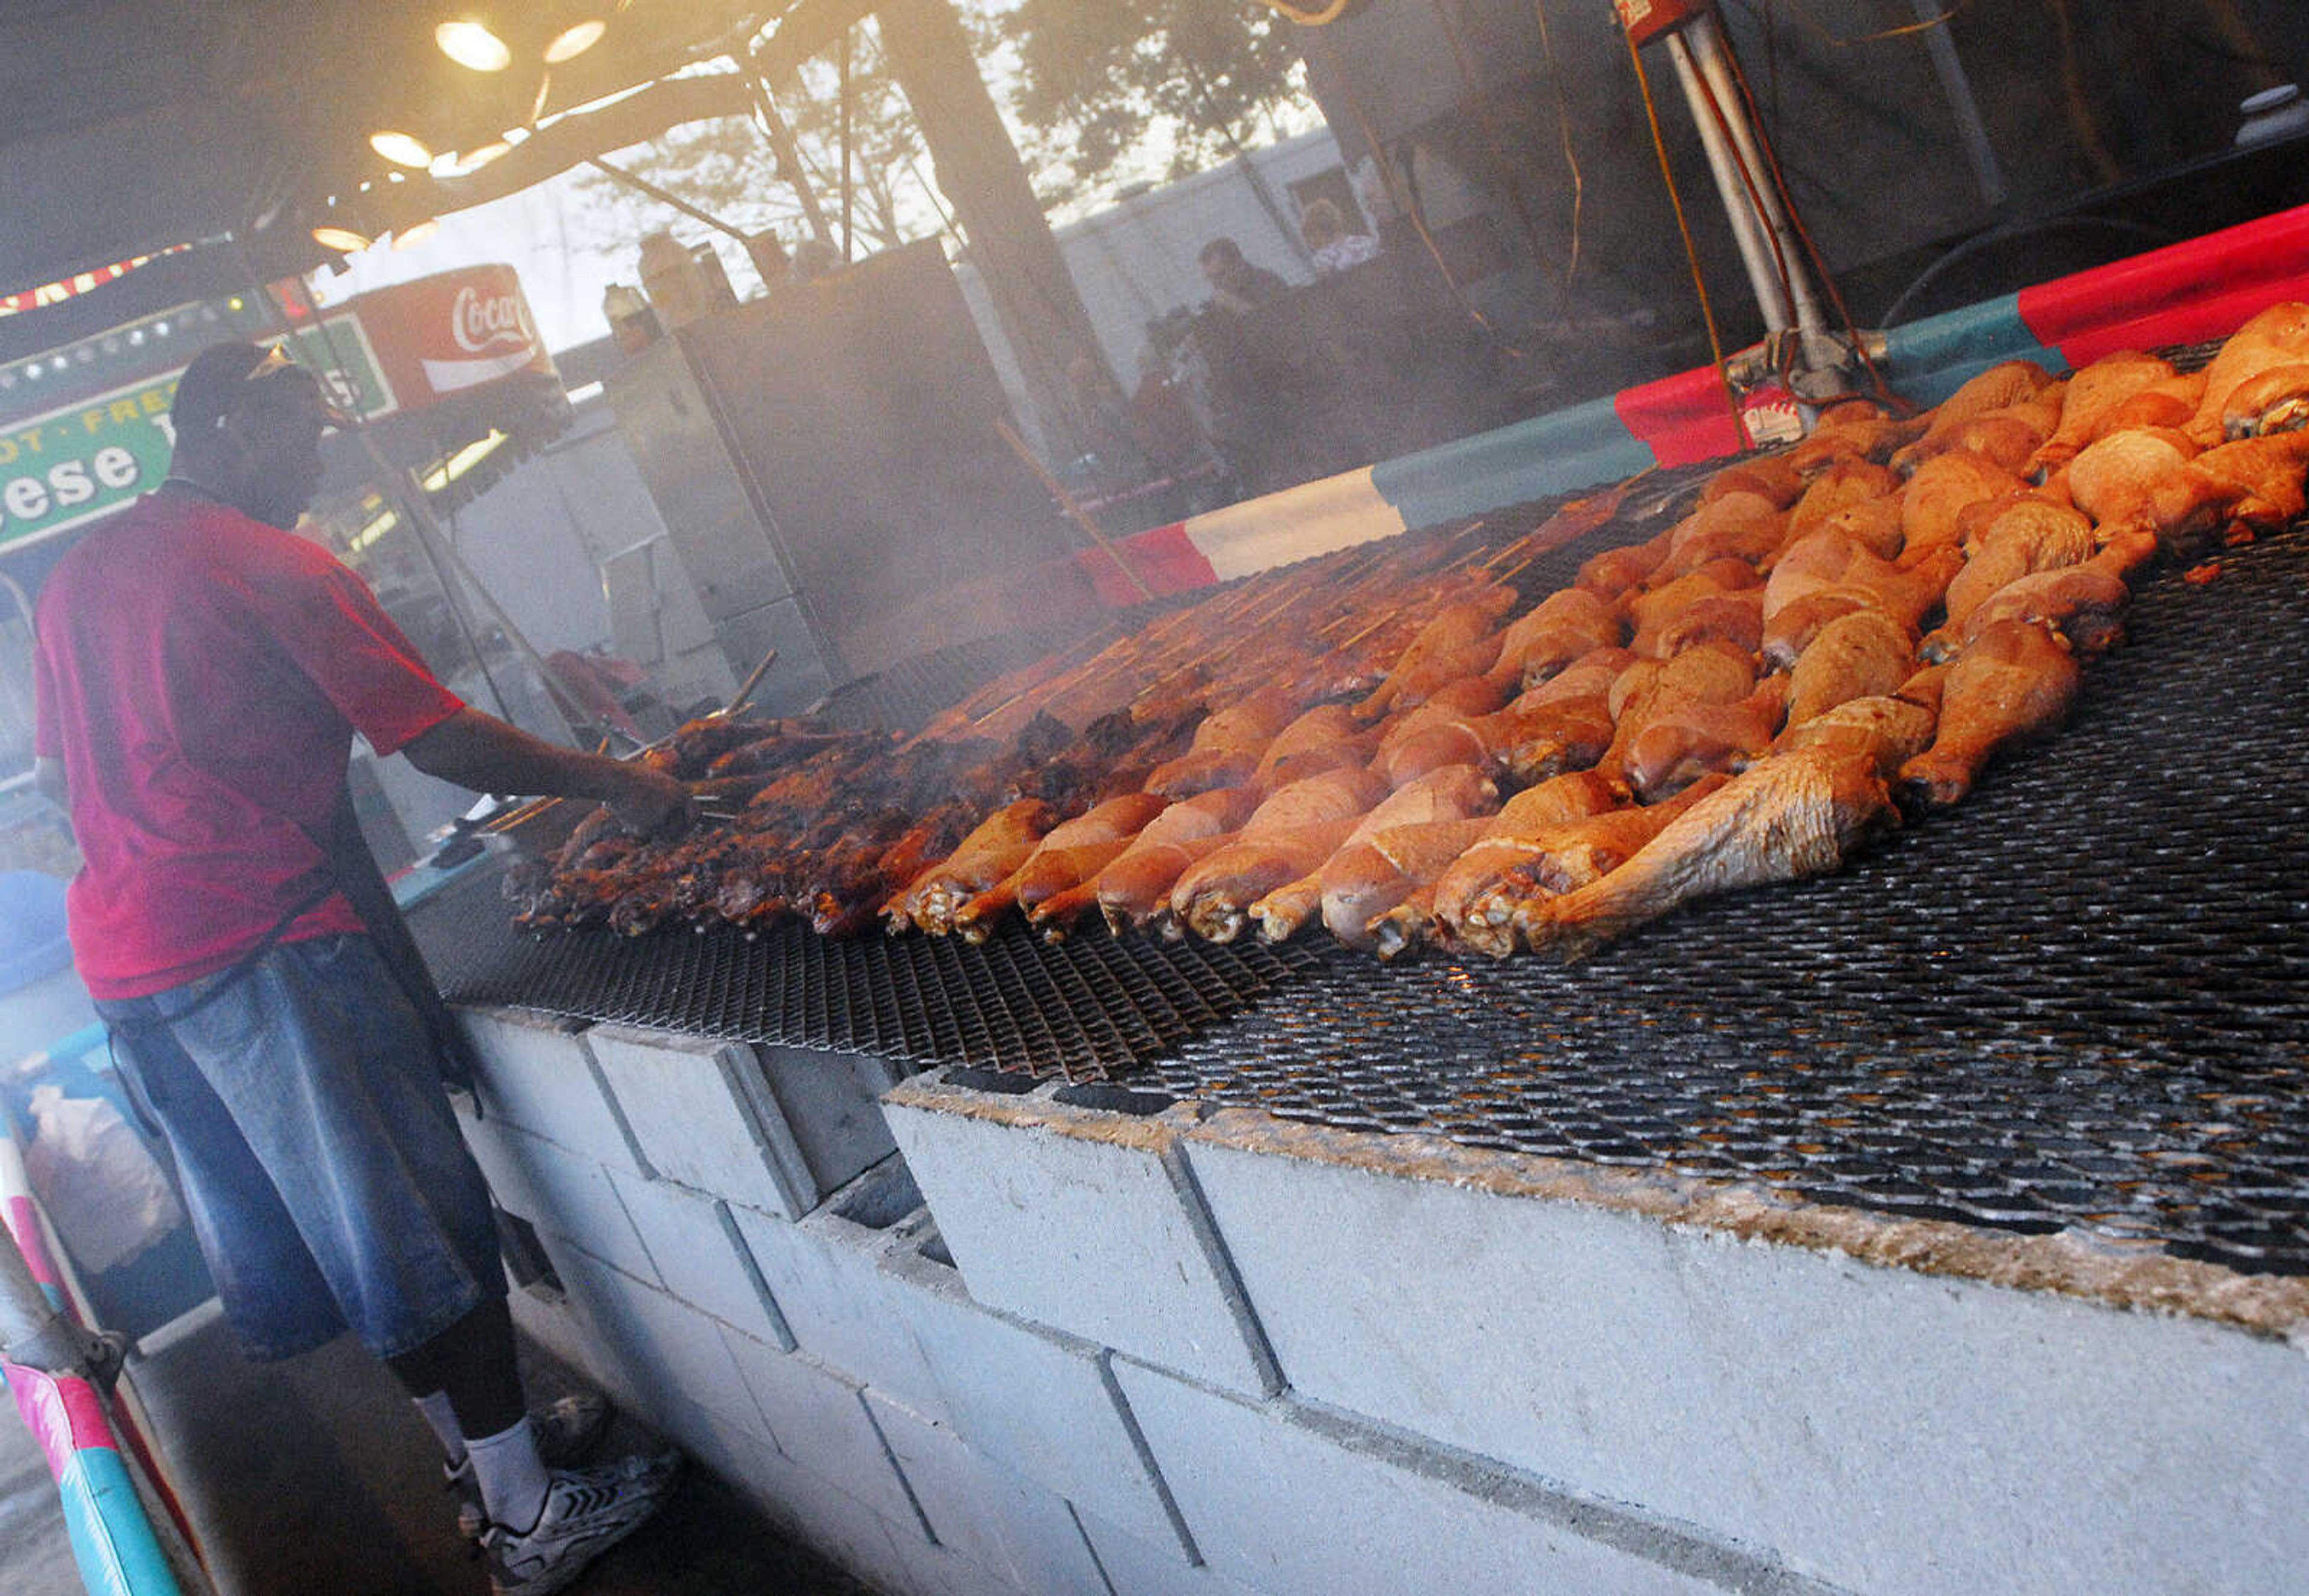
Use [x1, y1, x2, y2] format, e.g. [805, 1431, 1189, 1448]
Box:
[352, 264, 556, 407]
[0, 315, 389, 554]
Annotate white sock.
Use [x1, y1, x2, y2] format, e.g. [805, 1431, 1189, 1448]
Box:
[412, 1391, 465, 1468]
[465, 1415, 550, 1533]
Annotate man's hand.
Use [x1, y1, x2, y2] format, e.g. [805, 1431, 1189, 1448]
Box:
[606, 765, 696, 838]
[406, 708, 697, 832]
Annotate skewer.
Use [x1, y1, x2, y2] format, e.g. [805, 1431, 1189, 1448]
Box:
[719, 646, 780, 718]
[995, 419, 1158, 603]
[1488, 553, 1542, 589]
[897, 628, 1121, 753]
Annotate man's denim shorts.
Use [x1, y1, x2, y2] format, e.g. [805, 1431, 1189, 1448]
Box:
[99, 934, 506, 1361]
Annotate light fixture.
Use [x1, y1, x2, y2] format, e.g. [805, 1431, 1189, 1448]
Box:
[435, 19, 511, 72]
[393, 220, 441, 250]
[311, 224, 373, 253]
[349, 508, 401, 552]
[543, 19, 606, 63]
[370, 130, 434, 169]
[422, 430, 509, 492]
[456, 141, 512, 173]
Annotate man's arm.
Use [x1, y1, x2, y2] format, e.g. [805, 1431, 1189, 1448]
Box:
[401, 708, 691, 833]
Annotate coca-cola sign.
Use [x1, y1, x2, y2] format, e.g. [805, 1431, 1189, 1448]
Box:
[450, 284, 535, 355]
[346, 264, 556, 409]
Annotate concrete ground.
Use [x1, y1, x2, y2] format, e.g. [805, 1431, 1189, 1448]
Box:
[4, 1298, 881, 1596]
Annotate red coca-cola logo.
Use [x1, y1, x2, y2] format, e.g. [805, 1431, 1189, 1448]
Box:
[450, 284, 532, 354]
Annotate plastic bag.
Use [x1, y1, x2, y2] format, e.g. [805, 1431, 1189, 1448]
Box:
[22, 1083, 185, 1274]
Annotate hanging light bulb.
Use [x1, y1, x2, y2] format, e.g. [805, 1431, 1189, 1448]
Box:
[543, 19, 606, 63]
[311, 224, 373, 253]
[447, 141, 512, 176]
[370, 130, 434, 169]
[393, 220, 441, 250]
[435, 20, 512, 72]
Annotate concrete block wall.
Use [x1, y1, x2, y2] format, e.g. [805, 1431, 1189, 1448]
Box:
[454, 1010, 2309, 1596]
[869, 1070, 2309, 1596]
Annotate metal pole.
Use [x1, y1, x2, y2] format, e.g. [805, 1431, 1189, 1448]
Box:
[585, 157, 756, 244]
[1681, 13, 1828, 334]
[1663, 29, 1794, 333]
[748, 79, 838, 248]
[1909, 0, 2007, 207]
[839, 28, 855, 262]
[372, 456, 580, 747]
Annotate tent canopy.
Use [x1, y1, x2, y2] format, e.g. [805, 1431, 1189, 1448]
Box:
[0, 1, 876, 316]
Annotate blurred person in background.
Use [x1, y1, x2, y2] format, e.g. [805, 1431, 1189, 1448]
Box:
[1301, 198, 1381, 275]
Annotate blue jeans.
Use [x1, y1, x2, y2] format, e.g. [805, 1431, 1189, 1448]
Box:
[99, 935, 505, 1361]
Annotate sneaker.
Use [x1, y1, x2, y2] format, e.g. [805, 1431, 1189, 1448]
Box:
[482, 1452, 681, 1596]
[449, 1393, 616, 1541]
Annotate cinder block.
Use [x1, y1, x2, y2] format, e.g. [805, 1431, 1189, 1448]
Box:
[753, 1043, 907, 1198]
[885, 1239, 1195, 1557]
[586, 1024, 815, 1217]
[737, 1441, 909, 1593]
[1075, 1513, 1262, 1596]
[455, 1005, 647, 1174]
[604, 1166, 790, 1344]
[506, 1270, 619, 1404]
[882, 1073, 1277, 1395]
[1112, 1361, 1809, 1596]
[553, 1250, 750, 1437]
[1182, 1118, 2309, 1596]
[726, 1159, 949, 1420]
[719, 1327, 930, 1536]
[864, 1388, 1110, 1594]
[639, 1387, 761, 1488]
[458, 1108, 654, 1281]
[872, 1527, 1035, 1596]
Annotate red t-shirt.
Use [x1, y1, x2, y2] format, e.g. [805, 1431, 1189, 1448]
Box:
[33, 492, 464, 999]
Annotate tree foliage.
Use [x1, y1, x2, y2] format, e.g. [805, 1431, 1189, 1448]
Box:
[572, 36, 938, 270]
[570, 1, 1318, 263]
[990, 0, 1313, 198]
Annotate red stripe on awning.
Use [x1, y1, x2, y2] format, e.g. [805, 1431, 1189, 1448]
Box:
[1076, 521, 1216, 607]
[2017, 204, 2309, 364]
[1614, 367, 1747, 467]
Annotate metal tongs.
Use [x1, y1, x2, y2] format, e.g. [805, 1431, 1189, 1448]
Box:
[688, 647, 780, 824]
[476, 648, 781, 844]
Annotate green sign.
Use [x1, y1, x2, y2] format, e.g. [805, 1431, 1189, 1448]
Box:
[0, 314, 391, 554]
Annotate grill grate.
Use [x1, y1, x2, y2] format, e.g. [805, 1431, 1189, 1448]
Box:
[415, 867, 1322, 1082]
[406, 485, 2309, 1276]
[1145, 515, 2309, 1274]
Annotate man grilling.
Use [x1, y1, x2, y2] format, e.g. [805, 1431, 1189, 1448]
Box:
[31, 340, 687, 1595]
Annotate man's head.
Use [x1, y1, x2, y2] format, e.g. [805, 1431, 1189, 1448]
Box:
[1198, 237, 1254, 298]
[170, 342, 343, 527]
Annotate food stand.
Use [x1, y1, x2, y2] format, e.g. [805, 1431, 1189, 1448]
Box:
[4, 5, 2308, 1595]
[393, 207, 2309, 1595]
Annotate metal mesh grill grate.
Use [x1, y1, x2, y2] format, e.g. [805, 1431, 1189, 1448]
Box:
[406, 473, 2309, 1274]
[1145, 516, 2309, 1274]
[414, 865, 1322, 1081]
[817, 627, 1109, 734]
